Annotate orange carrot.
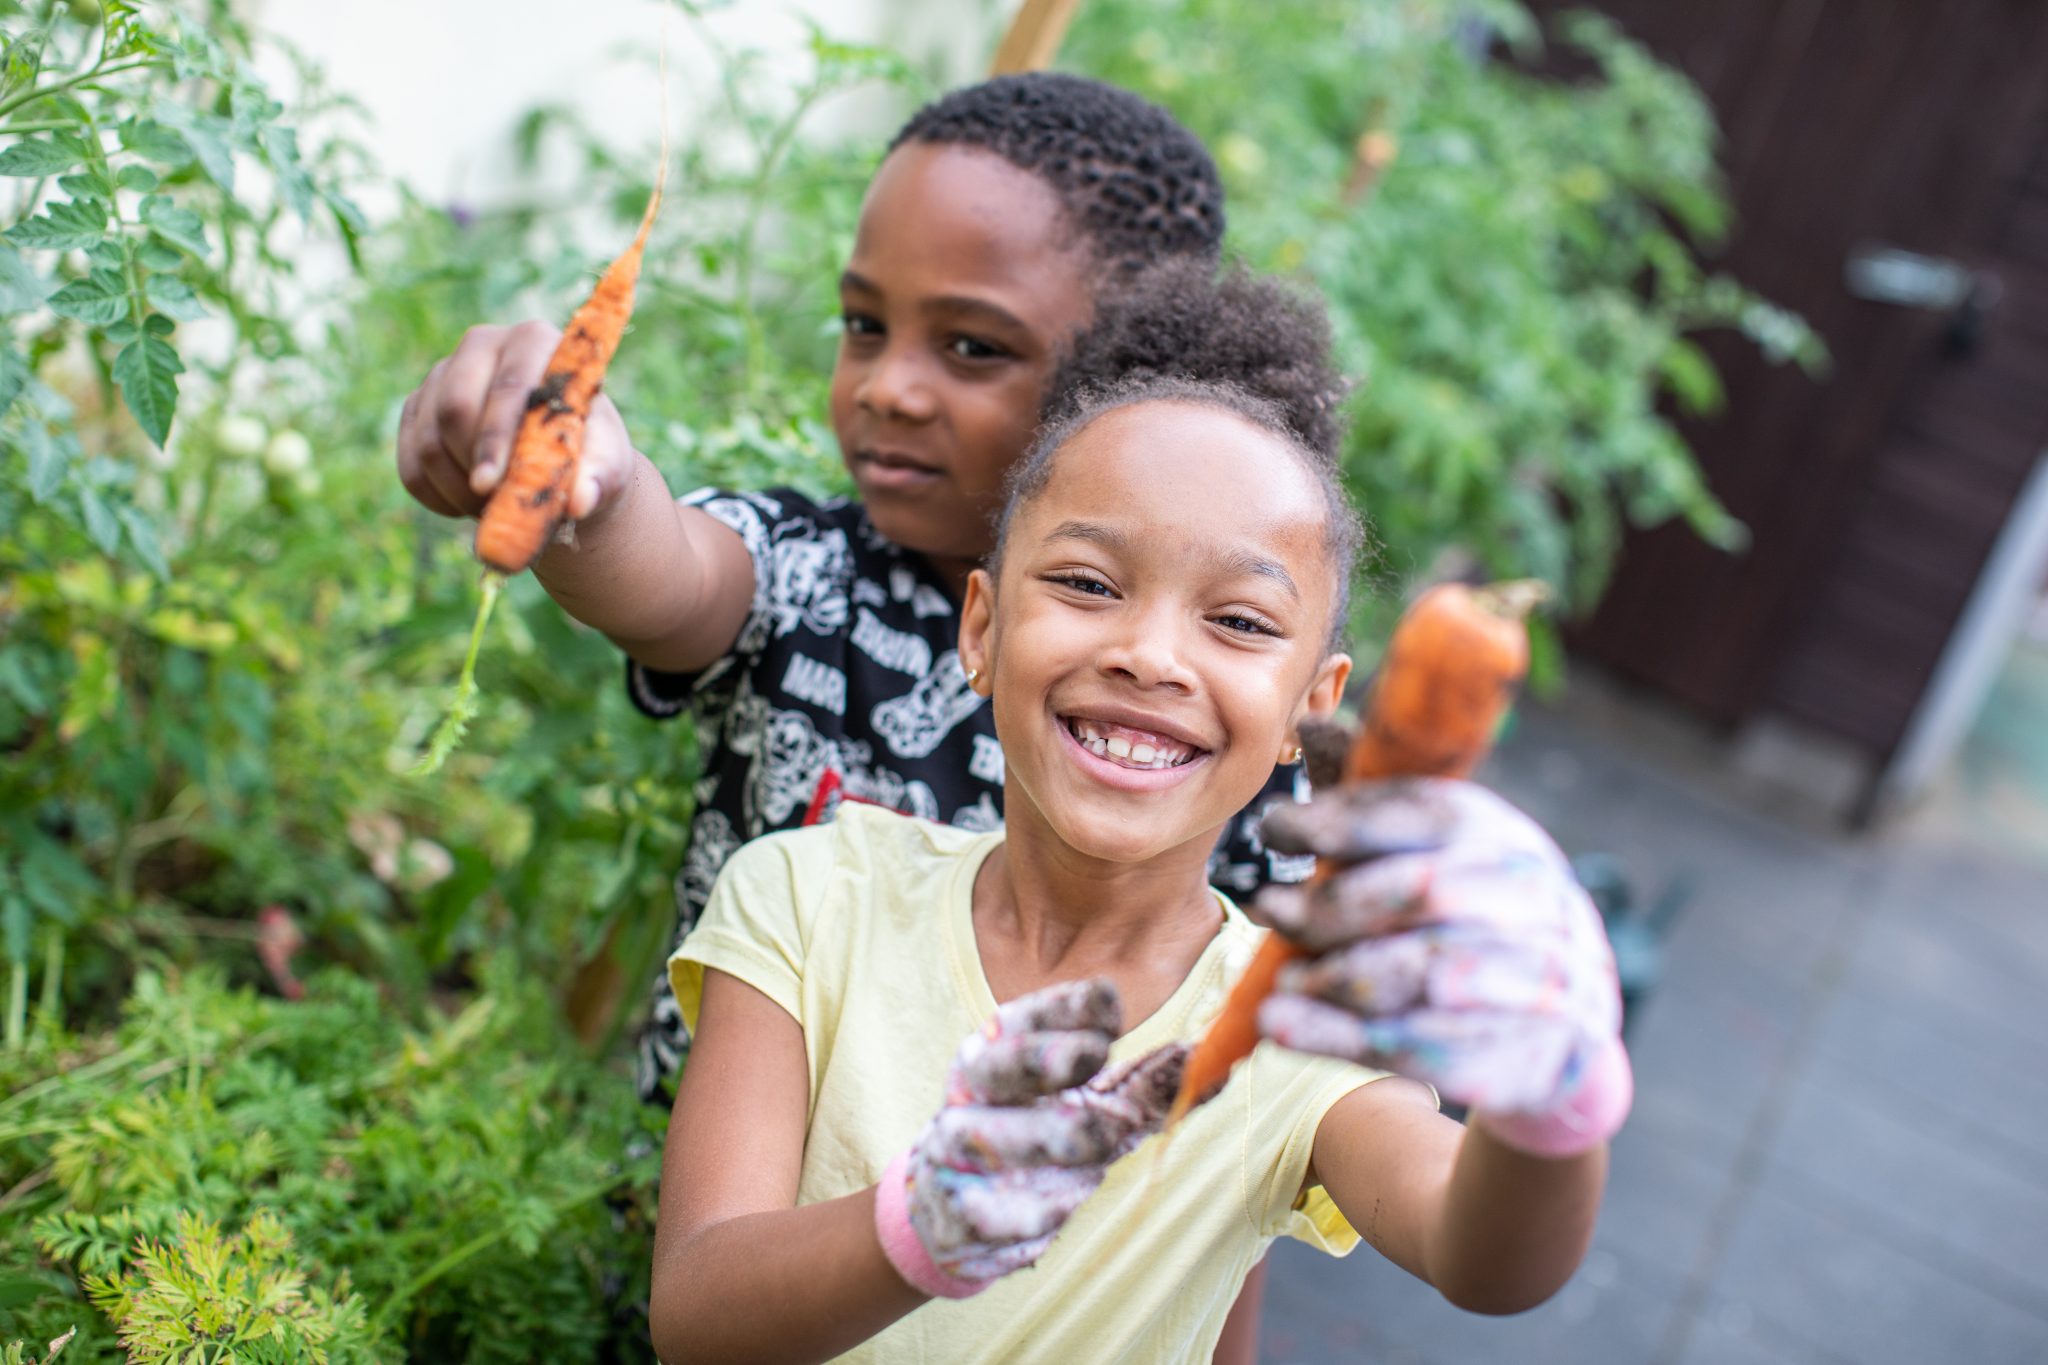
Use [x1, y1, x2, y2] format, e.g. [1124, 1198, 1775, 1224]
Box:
[1169, 579, 1545, 1118]
[473, 180, 664, 574]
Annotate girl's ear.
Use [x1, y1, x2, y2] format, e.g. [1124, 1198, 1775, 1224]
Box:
[1282, 652, 1352, 762]
[957, 568, 997, 696]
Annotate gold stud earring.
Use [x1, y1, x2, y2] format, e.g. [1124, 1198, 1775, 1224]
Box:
[1286, 745, 1303, 764]
[965, 667, 981, 689]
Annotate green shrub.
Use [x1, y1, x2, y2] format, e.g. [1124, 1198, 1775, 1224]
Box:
[2, 964, 662, 1361]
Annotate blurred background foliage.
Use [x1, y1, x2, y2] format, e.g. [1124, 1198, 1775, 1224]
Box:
[0, 0, 1807, 1358]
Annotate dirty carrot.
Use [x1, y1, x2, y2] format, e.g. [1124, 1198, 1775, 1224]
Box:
[473, 177, 666, 575]
[1167, 579, 1546, 1120]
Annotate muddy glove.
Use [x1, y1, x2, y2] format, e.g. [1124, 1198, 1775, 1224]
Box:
[1254, 778, 1631, 1157]
[874, 979, 1186, 1297]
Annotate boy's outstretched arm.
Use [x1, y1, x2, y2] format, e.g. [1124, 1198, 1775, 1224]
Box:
[651, 969, 926, 1364]
[396, 322, 754, 673]
[1307, 1080, 1606, 1314]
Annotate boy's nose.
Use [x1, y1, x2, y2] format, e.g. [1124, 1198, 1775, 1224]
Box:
[858, 347, 938, 423]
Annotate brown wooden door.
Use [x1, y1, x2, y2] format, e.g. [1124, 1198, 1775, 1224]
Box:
[1537, 1, 2048, 765]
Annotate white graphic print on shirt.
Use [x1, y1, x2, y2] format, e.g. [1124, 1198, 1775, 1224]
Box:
[871, 648, 985, 760]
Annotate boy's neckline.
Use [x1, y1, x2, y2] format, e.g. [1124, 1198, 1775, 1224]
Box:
[942, 830, 1243, 1056]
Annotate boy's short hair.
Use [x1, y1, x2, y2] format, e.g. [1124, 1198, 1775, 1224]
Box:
[999, 375, 1368, 649]
[890, 73, 1225, 270]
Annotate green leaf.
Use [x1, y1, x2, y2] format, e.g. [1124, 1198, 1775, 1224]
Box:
[0, 241, 53, 311]
[57, 170, 111, 203]
[2, 889, 29, 964]
[0, 650, 45, 712]
[263, 124, 315, 222]
[152, 103, 235, 192]
[119, 116, 194, 166]
[0, 132, 89, 176]
[137, 240, 182, 271]
[116, 163, 160, 192]
[139, 193, 209, 258]
[116, 501, 170, 577]
[46, 269, 129, 326]
[112, 333, 182, 446]
[145, 274, 209, 321]
[0, 342, 27, 418]
[75, 482, 122, 554]
[84, 237, 124, 271]
[18, 418, 65, 501]
[4, 196, 107, 250]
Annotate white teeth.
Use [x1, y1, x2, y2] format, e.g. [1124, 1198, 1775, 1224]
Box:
[1089, 738, 1107, 755]
[1106, 737, 1131, 759]
[1130, 743, 1156, 764]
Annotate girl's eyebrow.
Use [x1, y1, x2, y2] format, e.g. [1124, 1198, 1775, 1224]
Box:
[1046, 519, 1299, 599]
[838, 269, 1030, 334]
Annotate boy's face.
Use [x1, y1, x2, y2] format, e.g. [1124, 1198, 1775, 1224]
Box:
[959, 402, 1351, 869]
[830, 144, 1095, 585]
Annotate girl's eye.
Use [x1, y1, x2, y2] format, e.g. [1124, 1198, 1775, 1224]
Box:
[1215, 612, 1280, 637]
[1049, 573, 1114, 597]
[948, 334, 1006, 361]
[842, 312, 882, 338]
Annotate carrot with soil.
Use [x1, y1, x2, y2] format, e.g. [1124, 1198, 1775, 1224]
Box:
[474, 178, 664, 574]
[1167, 579, 1546, 1120]
[409, 166, 667, 775]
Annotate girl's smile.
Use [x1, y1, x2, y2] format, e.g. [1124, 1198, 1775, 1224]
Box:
[1057, 706, 1212, 788]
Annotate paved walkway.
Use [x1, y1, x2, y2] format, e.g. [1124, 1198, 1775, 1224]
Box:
[1261, 666, 2048, 1365]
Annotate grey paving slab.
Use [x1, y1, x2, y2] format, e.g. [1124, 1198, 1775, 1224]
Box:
[1591, 1122, 1734, 1283]
[1765, 1053, 2048, 1315]
[1807, 966, 2048, 1172]
[1259, 1237, 1682, 1365]
[1699, 1160, 2048, 1365]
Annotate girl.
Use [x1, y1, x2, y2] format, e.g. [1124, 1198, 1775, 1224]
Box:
[649, 379, 1630, 1362]
[393, 75, 1326, 1107]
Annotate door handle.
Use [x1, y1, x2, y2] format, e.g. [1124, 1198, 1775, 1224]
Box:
[1845, 243, 2003, 355]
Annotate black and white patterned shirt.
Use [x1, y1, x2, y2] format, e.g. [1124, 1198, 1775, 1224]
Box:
[627, 486, 1312, 1099]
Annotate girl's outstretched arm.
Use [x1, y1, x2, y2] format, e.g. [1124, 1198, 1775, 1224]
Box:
[650, 969, 926, 1363]
[1252, 778, 1630, 1314]
[1306, 1080, 1606, 1314]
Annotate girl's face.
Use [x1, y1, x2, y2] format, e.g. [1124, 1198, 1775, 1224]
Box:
[830, 143, 1095, 586]
[959, 402, 1352, 869]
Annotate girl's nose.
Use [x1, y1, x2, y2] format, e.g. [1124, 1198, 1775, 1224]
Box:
[857, 345, 938, 423]
[1100, 608, 1198, 695]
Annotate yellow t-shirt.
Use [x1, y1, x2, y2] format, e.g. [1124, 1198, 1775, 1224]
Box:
[671, 803, 1390, 1364]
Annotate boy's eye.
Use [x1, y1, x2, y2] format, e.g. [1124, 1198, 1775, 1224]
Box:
[948, 334, 1006, 361]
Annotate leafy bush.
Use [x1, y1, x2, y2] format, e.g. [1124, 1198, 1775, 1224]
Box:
[1, 964, 662, 1362]
[1063, 0, 1821, 639]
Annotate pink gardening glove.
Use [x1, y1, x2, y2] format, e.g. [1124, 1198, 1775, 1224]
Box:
[1254, 778, 1630, 1154]
[875, 979, 1185, 1296]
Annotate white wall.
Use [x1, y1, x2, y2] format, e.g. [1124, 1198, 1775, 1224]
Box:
[257, 0, 997, 208]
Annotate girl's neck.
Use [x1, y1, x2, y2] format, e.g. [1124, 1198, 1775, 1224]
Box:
[972, 811, 1226, 1030]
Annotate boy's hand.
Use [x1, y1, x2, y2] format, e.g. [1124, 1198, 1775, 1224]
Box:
[396, 321, 635, 522]
[1253, 780, 1626, 1129]
[878, 979, 1185, 1294]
